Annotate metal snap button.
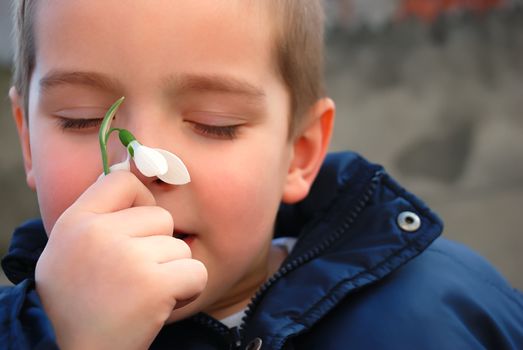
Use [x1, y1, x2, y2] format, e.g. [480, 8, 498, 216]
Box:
[397, 211, 421, 232]
[245, 337, 263, 350]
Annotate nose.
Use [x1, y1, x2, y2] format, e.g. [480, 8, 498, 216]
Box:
[104, 103, 188, 187]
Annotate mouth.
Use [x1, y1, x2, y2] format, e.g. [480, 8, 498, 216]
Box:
[173, 231, 196, 244]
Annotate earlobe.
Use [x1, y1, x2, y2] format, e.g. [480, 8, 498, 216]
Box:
[282, 98, 335, 204]
[9, 87, 36, 190]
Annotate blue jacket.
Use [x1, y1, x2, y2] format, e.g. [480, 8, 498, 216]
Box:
[1, 152, 522, 349]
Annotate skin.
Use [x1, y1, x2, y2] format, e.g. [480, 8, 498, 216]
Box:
[10, 0, 335, 348]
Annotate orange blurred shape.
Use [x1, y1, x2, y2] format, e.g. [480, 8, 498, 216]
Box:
[399, 0, 506, 23]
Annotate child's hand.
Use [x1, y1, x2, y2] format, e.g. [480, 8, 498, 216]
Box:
[35, 171, 207, 350]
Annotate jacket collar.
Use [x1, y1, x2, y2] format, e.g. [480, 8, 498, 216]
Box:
[2, 219, 47, 284]
[242, 152, 443, 347]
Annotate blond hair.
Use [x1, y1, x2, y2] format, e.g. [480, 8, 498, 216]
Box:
[11, 0, 326, 132]
[11, 0, 37, 116]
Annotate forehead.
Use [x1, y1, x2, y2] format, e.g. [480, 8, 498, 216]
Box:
[31, 0, 278, 83]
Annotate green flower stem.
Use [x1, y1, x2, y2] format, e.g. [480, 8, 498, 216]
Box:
[99, 96, 126, 175]
[105, 128, 119, 141]
[106, 128, 137, 155]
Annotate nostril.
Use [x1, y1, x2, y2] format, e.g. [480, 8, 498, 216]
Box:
[154, 178, 167, 185]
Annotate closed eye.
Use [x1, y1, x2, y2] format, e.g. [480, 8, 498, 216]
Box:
[190, 122, 240, 140]
[56, 117, 103, 130]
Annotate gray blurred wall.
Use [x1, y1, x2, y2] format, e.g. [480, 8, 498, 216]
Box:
[326, 11, 523, 290]
[0, 1, 13, 65]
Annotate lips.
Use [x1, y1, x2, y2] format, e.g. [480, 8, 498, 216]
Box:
[173, 230, 195, 245]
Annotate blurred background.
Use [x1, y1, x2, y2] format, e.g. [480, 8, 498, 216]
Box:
[0, 0, 522, 288]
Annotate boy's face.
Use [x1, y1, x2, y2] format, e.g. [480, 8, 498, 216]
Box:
[18, 0, 300, 319]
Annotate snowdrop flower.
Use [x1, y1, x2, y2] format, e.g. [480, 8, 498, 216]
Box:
[120, 132, 190, 184]
[99, 97, 190, 185]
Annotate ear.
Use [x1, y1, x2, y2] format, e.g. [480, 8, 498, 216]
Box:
[9, 87, 36, 190]
[282, 98, 335, 204]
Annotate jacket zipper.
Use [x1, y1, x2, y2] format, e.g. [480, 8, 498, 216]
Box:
[237, 170, 384, 344]
[191, 313, 243, 349]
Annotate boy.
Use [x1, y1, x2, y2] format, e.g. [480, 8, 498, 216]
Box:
[1, 0, 522, 349]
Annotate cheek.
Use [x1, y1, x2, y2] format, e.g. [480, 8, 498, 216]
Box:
[30, 135, 101, 233]
[198, 142, 290, 243]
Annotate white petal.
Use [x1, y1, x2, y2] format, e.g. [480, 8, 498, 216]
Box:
[97, 154, 131, 180]
[109, 153, 131, 172]
[155, 149, 191, 185]
[130, 141, 168, 177]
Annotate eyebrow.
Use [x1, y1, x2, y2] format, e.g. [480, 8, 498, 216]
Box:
[39, 71, 267, 103]
[163, 74, 266, 102]
[39, 71, 123, 94]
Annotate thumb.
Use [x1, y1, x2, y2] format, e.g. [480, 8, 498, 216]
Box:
[74, 171, 156, 214]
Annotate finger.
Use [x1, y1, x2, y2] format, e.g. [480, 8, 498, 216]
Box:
[159, 259, 208, 303]
[74, 171, 156, 213]
[173, 295, 199, 310]
[104, 206, 174, 238]
[130, 235, 192, 262]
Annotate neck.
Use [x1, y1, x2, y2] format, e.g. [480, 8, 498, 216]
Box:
[206, 243, 288, 320]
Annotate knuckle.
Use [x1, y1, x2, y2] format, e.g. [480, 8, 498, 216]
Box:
[156, 207, 174, 231]
[175, 239, 192, 258]
[188, 260, 208, 288]
[145, 207, 174, 236]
